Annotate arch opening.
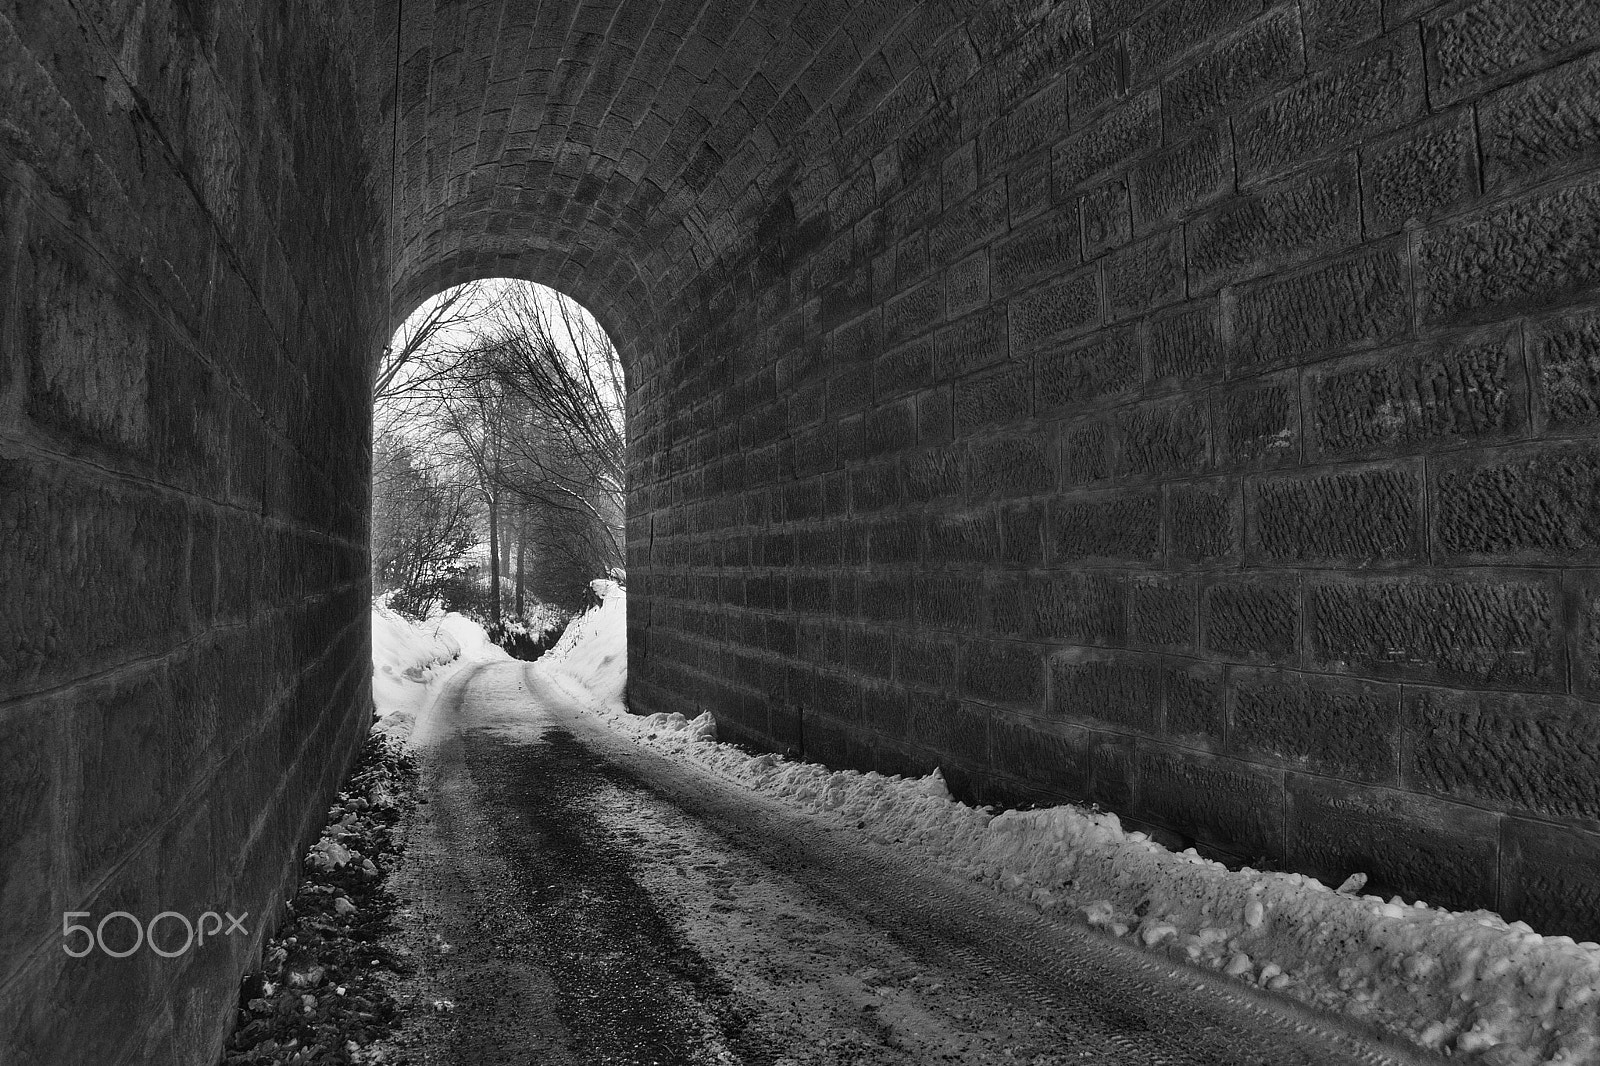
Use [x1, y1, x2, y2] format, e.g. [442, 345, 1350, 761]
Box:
[372, 279, 626, 649]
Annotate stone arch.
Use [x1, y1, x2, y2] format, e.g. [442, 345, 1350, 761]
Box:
[5, 0, 1600, 1060]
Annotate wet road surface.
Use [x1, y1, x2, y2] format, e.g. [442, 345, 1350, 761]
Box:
[381, 661, 1440, 1066]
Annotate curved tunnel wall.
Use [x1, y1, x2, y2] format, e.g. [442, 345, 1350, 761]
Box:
[619, 0, 1600, 936]
[3, 0, 1600, 1061]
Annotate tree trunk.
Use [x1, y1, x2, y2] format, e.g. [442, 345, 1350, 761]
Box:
[514, 505, 526, 617]
[500, 512, 512, 589]
[488, 492, 501, 626]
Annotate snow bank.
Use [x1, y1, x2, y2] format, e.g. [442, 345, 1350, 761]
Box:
[543, 589, 1600, 1065]
[370, 604, 508, 739]
[540, 578, 627, 710]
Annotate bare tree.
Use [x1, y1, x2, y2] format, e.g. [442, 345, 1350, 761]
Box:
[475, 283, 626, 583]
[373, 279, 626, 620]
[373, 280, 491, 405]
[370, 427, 479, 616]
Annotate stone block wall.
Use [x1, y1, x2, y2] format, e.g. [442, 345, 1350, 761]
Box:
[626, 0, 1600, 937]
[0, 1, 382, 1061]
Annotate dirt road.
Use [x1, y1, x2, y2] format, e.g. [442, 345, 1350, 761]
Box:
[381, 660, 1439, 1066]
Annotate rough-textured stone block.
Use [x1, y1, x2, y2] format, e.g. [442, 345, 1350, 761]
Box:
[1186, 158, 1360, 292]
[1070, 37, 1129, 118]
[883, 277, 944, 347]
[1232, 242, 1410, 370]
[1531, 308, 1600, 431]
[0, 705, 63, 982]
[860, 577, 912, 623]
[917, 386, 953, 445]
[967, 435, 1055, 499]
[929, 180, 1008, 263]
[1287, 776, 1500, 911]
[1166, 662, 1225, 741]
[1235, 30, 1424, 182]
[999, 502, 1047, 565]
[1424, 0, 1600, 106]
[1232, 670, 1399, 782]
[1248, 463, 1423, 564]
[901, 445, 963, 502]
[867, 517, 919, 566]
[873, 336, 936, 399]
[991, 79, 1074, 164]
[935, 305, 1007, 379]
[1060, 418, 1113, 485]
[992, 210, 1081, 296]
[70, 670, 175, 887]
[1028, 571, 1127, 643]
[1009, 267, 1101, 349]
[1416, 175, 1600, 326]
[896, 634, 959, 690]
[941, 141, 979, 206]
[1167, 478, 1239, 563]
[0, 458, 187, 694]
[1406, 688, 1600, 821]
[1432, 443, 1600, 561]
[1360, 109, 1478, 236]
[1214, 372, 1301, 469]
[1129, 123, 1232, 233]
[917, 574, 988, 631]
[1118, 398, 1210, 478]
[924, 511, 1000, 566]
[1130, 574, 1196, 649]
[989, 719, 1093, 795]
[1052, 89, 1160, 194]
[1051, 489, 1162, 562]
[1008, 150, 1053, 225]
[1162, 7, 1304, 127]
[954, 361, 1032, 436]
[1203, 575, 1298, 661]
[863, 397, 917, 458]
[1300, 0, 1383, 63]
[1306, 328, 1521, 459]
[1138, 751, 1284, 856]
[1090, 736, 1137, 810]
[1307, 573, 1564, 689]
[1050, 651, 1162, 732]
[1501, 819, 1600, 942]
[906, 700, 990, 773]
[960, 641, 1046, 708]
[1577, 574, 1600, 700]
[1103, 229, 1183, 320]
[944, 250, 990, 318]
[1148, 300, 1224, 383]
[1126, 0, 1259, 82]
[1080, 179, 1131, 259]
[1037, 326, 1140, 412]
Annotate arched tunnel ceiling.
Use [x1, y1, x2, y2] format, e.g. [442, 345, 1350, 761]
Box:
[371, 0, 1003, 347]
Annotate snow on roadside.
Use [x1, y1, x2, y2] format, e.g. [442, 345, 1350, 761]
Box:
[540, 578, 627, 710]
[371, 603, 509, 740]
[541, 585, 1600, 1066]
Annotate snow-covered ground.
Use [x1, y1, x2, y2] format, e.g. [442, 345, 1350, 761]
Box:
[529, 584, 1600, 1066]
[373, 591, 1600, 1064]
[370, 602, 509, 740]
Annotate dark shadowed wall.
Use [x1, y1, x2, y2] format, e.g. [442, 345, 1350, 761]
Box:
[0, 1, 383, 1061]
[621, 0, 1600, 941]
[3, 0, 1600, 1062]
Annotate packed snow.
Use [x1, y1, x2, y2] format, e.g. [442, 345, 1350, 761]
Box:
[370, 602, 508, 739]
[373, 590, 1600, 1064]
[531, 584, 1600, 1066]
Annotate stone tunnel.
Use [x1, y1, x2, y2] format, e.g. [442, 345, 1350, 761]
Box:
[3, 0, 1600, 1060]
